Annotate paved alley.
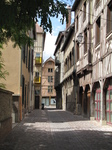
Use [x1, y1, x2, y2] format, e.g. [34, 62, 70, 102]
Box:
[0, 109, 112, 150]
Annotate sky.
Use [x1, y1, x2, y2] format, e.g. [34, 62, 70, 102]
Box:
[43, 0, 74, 62]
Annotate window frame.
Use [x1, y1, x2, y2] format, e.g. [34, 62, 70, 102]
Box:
[48, 76, 53, 82]
[96, 17, 101, 46]
[48, 86, 53, 93]
[95, 88, 101, 121]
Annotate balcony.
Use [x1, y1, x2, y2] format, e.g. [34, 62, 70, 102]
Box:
[34, 77, 41, 84]
[35, 57, 42, 65]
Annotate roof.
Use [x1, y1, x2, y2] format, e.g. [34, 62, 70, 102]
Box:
[54, 31, 64, 56]
[55, 31, 64, 45]
[61, 23, 74, 52]
[43, 57, 54, 66]
[72, 0, 81, 11]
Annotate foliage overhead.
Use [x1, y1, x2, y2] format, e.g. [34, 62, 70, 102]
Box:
[0, 0, 68, 47]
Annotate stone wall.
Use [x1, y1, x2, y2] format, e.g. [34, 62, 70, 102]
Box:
[0, 88, 13, 142]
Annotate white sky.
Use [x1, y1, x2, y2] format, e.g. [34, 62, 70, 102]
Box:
[43, 33, 57, 62]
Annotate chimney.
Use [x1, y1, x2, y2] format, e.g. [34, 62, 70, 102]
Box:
[66, 5, 71, 29]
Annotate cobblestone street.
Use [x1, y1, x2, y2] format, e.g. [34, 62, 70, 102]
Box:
[0, 109, 112, 150]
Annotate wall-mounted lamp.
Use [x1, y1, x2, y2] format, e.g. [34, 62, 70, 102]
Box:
[77, 33, 83, 43]
[56, 67, 59, 72]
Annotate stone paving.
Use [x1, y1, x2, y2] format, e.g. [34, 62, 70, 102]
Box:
[0, 108, 112, 150]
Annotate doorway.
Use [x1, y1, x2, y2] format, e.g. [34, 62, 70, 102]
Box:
[35, 96, 40, 109]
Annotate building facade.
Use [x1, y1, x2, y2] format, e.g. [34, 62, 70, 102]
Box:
[72, 0, 93, 117]
[33, 23, 46, 109]
[54, 31, 64, 109]
[61, 23, 76, 113]
[54, 0, 112, 126]
[1, 29, 35, 122]
[42, 57, 56, 106]
[72, 0, 112, 125]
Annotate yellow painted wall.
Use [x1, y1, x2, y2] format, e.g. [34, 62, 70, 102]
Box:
[1, 40, 21, 94]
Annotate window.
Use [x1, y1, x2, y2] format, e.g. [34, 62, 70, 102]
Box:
[22, 75, 25, 105]
[48, 61, 52, 65]
[70, 52, 72, 67]
[96, 17, 101, 46]
[22, 46, 25, 63]
[67, 57, 69, 71]
[25, 45, 28, 67]
[106, 79, 112, 124]
[65, 58, 67, 72]
[72, 47, 74, 66]
[107, 1, 112, 34]
[35, 72, 39, 77]
[28, 50, 30, 72]
[48, 68, 53, 72]
[35, 90, 40, 95]
[48, 76, 53, 82]
[36, 53, 40, 57]
[76, 42, 79, 60]
[83, 1, 86, 22]
[84, 30, 87, 54]
[48, 86, 53, 93]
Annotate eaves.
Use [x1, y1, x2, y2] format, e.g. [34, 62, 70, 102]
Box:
[72, 0, 81, 11]
[61, 24, 74, 52]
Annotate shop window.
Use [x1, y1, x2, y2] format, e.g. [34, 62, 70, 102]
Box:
[95, 89, 101, 121]
[106, 85, 112, 124]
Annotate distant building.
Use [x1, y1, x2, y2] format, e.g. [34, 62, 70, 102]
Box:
[33, 23, 46, 109]
[54, 31, 64, 109]
[42, 57, 56, 106]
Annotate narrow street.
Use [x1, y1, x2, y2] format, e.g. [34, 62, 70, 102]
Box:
[0, 108, 112, 150]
